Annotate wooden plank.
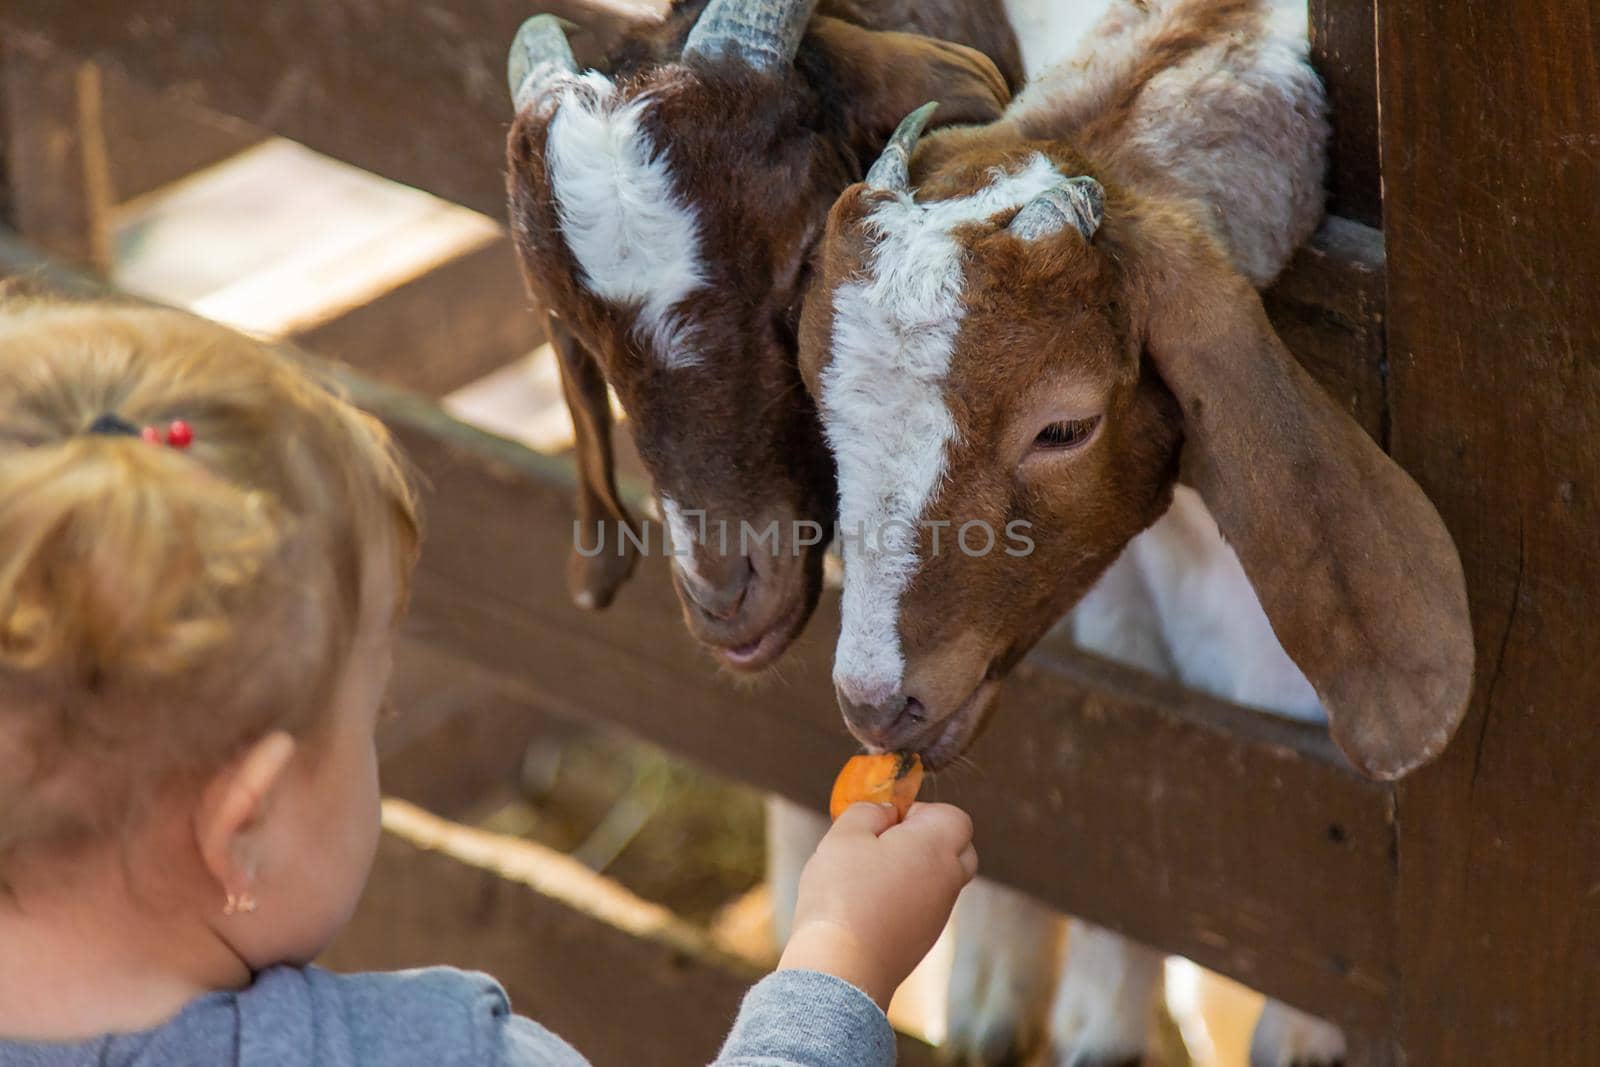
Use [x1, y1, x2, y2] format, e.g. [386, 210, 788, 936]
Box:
[323, 800, 942, 1067]
[1, 0, 1356, 229]
[1263, 215, 1387, 445]
[1, 35, 113, 270]
[1308, 0, 1382, 227]
[0, 2, 648, 220]
[376, 639, 567, 818]
[0, 230, 1398, 1033]
[101, 68, 264, 205]
[0, 38, 10, 227]
[293, 238, 543, 398]
[1377, 1, 1600, 1064]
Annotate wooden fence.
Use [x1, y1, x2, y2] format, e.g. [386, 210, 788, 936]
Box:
[1, 1, 1595, 1064]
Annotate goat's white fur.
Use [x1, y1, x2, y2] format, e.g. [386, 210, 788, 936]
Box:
[660, 494, 708, 587]
[1050, 922, 1167, 1061]
[1252, 999, 1349, 1065]
[1127, 488, 1322, 720]
[545, 72, 708, 369]
[822, 155, 1065, 705]
[1010, 0, 1325, 286]
[1001, 0, 1114, 78]
[945, 880, 1064, 1061]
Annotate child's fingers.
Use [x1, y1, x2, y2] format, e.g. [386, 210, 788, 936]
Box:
[897, 802, 974, 851]
[830, 801, 899, 838]
[958, 844, 979, 881]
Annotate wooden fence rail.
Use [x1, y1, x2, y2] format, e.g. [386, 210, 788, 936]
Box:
[0, 0, 642, 221]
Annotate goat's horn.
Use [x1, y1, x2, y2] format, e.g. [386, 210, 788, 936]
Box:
[509, 14, 579, 112]
[1009, 177, 1105, 241]
[682, 0, 819, 71]
[865, 102, 939, 193]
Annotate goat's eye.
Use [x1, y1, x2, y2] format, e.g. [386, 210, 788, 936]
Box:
[1032, 416, 1101, 452]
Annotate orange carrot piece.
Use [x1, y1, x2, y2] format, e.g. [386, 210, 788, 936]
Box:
[829, 752, 924, 822]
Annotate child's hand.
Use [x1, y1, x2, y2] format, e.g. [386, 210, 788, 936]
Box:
[777, 802, 978, 1009]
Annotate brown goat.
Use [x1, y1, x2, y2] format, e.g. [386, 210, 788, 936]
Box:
[800, 2, 1475, 1061]
[800, 0, 1473, 782]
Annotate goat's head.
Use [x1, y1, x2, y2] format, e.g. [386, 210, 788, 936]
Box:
[800, 122, 1475, 779]
[505, 4, 1010, 671]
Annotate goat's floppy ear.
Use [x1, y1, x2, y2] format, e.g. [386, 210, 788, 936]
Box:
[545, 310, 640, 611]
[805, 17, 1011, 165]
[1139, 235, 1474, 780]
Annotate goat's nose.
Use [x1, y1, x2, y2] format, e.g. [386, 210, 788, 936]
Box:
[835, 678, 926, 749]
[677, 554, 752, 621]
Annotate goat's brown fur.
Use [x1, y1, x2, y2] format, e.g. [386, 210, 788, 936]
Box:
[801, 0, 1473, 779]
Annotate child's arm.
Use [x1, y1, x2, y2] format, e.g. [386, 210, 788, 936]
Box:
[479, 802, 975, 1067]
[712, 802, 979, 1067]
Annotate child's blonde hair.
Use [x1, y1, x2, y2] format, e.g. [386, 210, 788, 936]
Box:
[0, 297, 418, 876]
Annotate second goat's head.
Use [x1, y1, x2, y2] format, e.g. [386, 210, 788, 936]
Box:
[801, 113, 1473, 780]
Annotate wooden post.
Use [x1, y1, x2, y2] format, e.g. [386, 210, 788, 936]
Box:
[1378, 0, 1600, 1062]
[1308, 0, 1383, 227]
[0, 35, 113, 272]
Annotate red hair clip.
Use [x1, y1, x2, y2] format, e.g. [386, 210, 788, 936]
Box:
[139, 420, 194, 449]
[85, 413, 192, 449]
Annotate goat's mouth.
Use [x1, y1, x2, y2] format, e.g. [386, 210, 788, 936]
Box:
[915, 679, 1002, 771]
[713, 593, 809, 672]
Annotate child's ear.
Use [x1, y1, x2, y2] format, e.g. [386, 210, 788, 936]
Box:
[195, 731, 298, 905]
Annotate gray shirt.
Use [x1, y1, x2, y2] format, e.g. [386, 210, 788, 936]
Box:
[0, 965, 896, 1067]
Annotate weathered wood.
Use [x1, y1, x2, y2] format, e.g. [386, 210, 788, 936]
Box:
[293, 237, 544, 398]
[1378, 1, 1600, 1064]
[0, 39, 11, 227]
[0, 229, 1400, 1035]
[1308, 0, 1381, 227]
[101, 68, 264, 205]
[377, 639, 564, 818]
[1263, 216, 1387, 445]
[324, 800, 942, 1067]
[0, 2, 649, 220]
[1, 35, 113, 271]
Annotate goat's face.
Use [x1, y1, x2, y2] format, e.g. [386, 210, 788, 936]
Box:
[801, 147, 1181, 763]
[805, 119, 1476, 782]
[505, 7, 1010, 671]
[509, 65, 844, 669]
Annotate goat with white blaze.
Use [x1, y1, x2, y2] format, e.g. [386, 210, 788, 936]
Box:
[799, 0, 1476, 1063]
